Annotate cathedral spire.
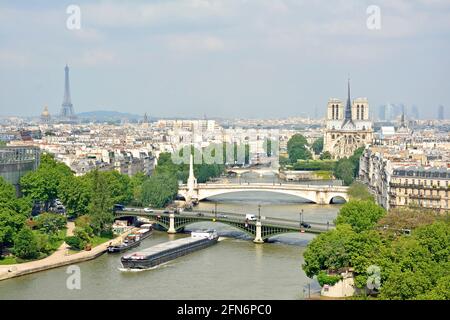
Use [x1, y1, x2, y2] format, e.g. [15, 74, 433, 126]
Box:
[345, 78, 352, 121]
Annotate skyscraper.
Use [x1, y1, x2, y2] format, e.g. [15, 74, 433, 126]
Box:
[59, 64, 76, 120]
[378, 105, 386, 121]
[438, 105, 444, 120]
[411, 105, 419, 120]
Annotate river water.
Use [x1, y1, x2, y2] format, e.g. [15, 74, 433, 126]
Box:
[0, 176, 341, 300]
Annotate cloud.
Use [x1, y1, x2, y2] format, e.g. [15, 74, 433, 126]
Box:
[166, 35, 226, 53]
[0, 51, 31, 68]
[75, 49, 117, 66]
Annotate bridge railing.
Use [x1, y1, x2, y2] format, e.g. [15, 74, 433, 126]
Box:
[119, 207, 335, 230]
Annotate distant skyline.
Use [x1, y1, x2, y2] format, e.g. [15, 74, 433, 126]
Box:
[0, 0, 449, 119]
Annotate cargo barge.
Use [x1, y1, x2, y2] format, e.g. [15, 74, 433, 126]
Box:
[120, 229, 218, 269]
[107, 224, 153, 254]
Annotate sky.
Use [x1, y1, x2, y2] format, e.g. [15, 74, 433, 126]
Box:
[0, 0, 449, 119]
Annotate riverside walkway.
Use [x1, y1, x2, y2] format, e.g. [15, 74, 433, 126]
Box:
[0, 222, 131, 281]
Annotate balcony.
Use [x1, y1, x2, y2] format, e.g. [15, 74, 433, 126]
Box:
[389, 183, 449, 191]
[408, 194, 441, 200]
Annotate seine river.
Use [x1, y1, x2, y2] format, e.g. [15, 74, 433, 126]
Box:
[0, 176, 341, 300]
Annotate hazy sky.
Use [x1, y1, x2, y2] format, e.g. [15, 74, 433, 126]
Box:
[0, 0, 449, 119]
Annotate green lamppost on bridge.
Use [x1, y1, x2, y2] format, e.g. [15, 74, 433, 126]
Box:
[214, 201, 218, 220]
[258, 204, 261, 221]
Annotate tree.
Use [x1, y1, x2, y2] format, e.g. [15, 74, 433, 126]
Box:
[34, 213, 66, 235]
[141, 173, 178, 208]
[349, 147, 365, 177]
[85, 170, 132, 205]
[0, 208, 27, 252]
[13, 227, 39, 259]
[334, 158, 355, 186]
[335, 200, 386, 232]
[130, 172, 148, 206]
[289, 147, 312, 163]
[287, 134, 312, 163]
[312, 137, 324, 155]
[58, 175, 92, 217]
[0, 176, 32, 215]
[320, 151, 332, 160]
[20, 153, 72, 210]
[302, 224, 356, 278]
[64, 236, 84, 250]
[87, 170, 113, 235]
[348, 182, 374, 201]
[287, 134, 308, 152]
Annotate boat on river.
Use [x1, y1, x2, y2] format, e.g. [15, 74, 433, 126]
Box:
[120, 229, 219, 269]
[107, 224, 153, 254]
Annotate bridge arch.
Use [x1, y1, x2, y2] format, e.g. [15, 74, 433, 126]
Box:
[195, 189, 318, 203]
[328, 195, 347, 204]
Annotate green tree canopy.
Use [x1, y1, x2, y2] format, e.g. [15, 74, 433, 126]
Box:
[335, 200, 386, 232]
[320, 151, 332, 160]
[13, 227, 39, 260]
[20, 153, 73, 209]
[333, 158, 355, 186]
[58, 175, 92, 217]
[348, 182, 374, 201]
[87, 170, 114, 235]
[141, 173, 178, 208]
[311, 137, 324, 155]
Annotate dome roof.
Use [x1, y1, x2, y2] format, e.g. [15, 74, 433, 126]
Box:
[41, 106, 50, 118]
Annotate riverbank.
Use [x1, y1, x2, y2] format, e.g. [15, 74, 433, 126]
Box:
[0, 222, 132, 281]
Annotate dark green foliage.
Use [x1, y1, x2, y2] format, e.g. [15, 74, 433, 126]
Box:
[141, 173, 178, 208]
[311, 137, 324, 155]
[13, 227, 39, 259]
[317, 271, 342, 286]
[34, 213, 66, 235]
[58, 175, 91, 217]
[303, 200, 450, 300]
[287, 134, 312, 163]
[320, 151, 332, 160]
[20, 153, 72, 210]
[348, 182, 374, 201]
[87, 170, 113, 235]
[292, 160, 335, 171]
[64, 236, 84, 250]
[334, 158, 355, 186]
[335, 200, 386, 232]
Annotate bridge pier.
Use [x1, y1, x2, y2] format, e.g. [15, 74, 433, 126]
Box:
[253, 221, 264, 244]
[167, 213, 176, 234]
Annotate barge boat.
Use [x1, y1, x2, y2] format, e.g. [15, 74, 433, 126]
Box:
[120, 229, 218, 269]
[107, 224, 153, 253]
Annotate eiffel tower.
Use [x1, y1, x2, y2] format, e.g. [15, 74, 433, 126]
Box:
[59, 64, 77, 121]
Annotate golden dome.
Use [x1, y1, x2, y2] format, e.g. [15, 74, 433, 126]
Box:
[41, 106, 50, 118]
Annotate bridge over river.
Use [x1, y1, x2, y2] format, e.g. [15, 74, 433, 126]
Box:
[178, 155, 348, 205]
[179, 182, 349, 204]
[115, 208, 335, 243]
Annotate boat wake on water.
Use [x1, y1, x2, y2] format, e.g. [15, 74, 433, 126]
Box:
[118, 260, 174, 272]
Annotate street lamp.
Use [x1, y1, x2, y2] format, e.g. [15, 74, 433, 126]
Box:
[258, 204, 261, 221]
[299, 209, 304, 226]
[214, 201, 218, 219]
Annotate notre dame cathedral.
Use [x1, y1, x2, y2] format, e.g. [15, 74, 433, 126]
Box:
[324, 80, 373, 159]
